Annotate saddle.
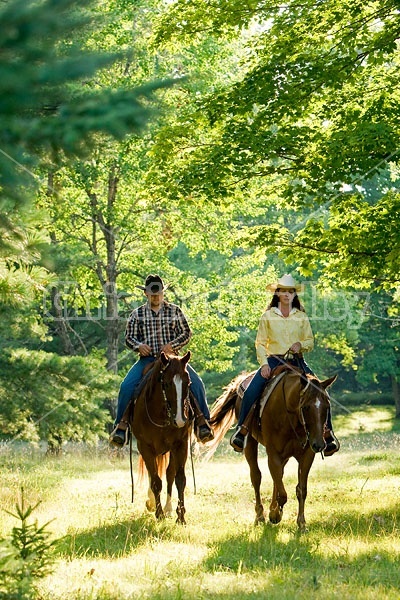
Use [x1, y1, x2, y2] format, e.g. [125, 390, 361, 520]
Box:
[238, 365, 301, 418]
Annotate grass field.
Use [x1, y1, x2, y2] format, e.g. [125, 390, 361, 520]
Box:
[1, 406, 400, 599]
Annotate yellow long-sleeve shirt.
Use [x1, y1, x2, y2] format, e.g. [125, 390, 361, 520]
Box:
[255, 307, 314, 366]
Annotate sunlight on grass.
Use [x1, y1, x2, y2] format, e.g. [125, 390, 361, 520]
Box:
[335, 406, 396, 436]
[2, 407, 400, 599]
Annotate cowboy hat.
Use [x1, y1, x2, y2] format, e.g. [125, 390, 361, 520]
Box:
[266, 273, 303, 293]
[136, 274, 169, 294]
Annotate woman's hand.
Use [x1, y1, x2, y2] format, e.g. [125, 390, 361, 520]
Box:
[289, 342, 302, 354]
[260, 364, 271, 378]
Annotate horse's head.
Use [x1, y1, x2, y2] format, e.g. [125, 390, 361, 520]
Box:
[159, 351, 191, 428]
[297, 374, 337, 453]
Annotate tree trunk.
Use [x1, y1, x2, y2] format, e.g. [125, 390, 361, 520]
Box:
[104, 167, 121, 375]
[392, 376, 400, 419]
[47, 172, 77, 356]
[50, 285, 76, 355]
[87, 166, 121, 374]
[87, 166, 122, 425]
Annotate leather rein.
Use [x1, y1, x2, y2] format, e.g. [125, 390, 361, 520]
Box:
[144, 361, 191, 428]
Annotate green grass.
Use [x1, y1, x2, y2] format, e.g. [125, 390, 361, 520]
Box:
[1, 406, 400, 599]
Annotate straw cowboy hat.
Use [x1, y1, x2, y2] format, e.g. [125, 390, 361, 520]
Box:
[136, 274, 169, 294]
[266, 273, 303, 293]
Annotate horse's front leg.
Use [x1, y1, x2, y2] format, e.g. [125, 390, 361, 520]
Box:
[172, 444, 188, 525]
[267, 453, 287, 525]
[164, 454, 175, 518]
[296, 450, 315, 531]
[145, 483, 156, 513]
[244, 435, 265, 524]
[142, 454, 164, 520]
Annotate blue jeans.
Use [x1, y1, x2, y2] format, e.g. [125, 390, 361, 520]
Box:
[237, 356, 321, 427]
[115, 357, 210, 424]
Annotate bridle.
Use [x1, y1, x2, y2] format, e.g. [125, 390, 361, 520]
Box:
[286, 375, 328, 449]
[144, 360, 191, 428]
[299, 377, 331, 456]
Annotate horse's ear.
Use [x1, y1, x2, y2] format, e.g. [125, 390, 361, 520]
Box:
[160, 352, 169, 366]
[321, 374, 338, 389]
[182, 351, 191, 365]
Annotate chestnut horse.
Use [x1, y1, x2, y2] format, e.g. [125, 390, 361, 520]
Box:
[207, 370, 337, 530]
[130, 351, 192, 524]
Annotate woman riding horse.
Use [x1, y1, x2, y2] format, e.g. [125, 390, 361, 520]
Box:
[208, 367, 337, 529]
[230, 273, 339, 456]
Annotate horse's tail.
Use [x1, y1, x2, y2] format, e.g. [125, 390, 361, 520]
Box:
[137, 452, 170, 486]
[202, 374, 246, 460]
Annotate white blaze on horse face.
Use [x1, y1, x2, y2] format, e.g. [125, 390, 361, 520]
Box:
[173, 374, 186, 427]
[314, 396, 327, 421]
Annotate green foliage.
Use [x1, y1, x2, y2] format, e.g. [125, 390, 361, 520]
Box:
[0, 489, 57, 600]
[0, 0, 174, 315]
[356, 292, 399, 387]
[252, 191, 400, 290]
[0, 350, 118, 444]
[0, 0, 171, 205]
[151, 0, 400, 292]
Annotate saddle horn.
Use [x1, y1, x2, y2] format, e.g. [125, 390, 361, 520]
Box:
[160, 352, 170, 366]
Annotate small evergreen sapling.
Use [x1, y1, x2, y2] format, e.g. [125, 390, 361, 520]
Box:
[0, 488, 58, 599]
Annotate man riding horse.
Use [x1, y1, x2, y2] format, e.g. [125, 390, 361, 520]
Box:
[110, 274, 214, 447]
[230, 273, 340, 456]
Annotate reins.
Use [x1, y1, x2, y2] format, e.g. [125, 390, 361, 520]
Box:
[143, 363, 174, 428]
[283, 373, 311, 449]
[129, 431, 135, 503]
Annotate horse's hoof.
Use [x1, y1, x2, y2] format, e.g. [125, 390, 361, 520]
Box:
[145, 500, 155, 512]
[254, 515, 266, 526]
[269, 511, 283, 525]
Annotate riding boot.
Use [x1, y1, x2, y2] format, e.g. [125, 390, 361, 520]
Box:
[109, 420, 130, 448]
[230, 401, 257, 452]
[323, 427, 340, 456]
[324, 408, 339, 456]
[190, 393, 214, 443]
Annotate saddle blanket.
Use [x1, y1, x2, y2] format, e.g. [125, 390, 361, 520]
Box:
[238, 370, 287, 417]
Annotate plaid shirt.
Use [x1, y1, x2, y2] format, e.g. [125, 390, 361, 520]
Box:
[125, 300, 192, 356]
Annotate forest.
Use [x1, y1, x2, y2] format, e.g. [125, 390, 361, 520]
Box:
[0, 0, 399, 451]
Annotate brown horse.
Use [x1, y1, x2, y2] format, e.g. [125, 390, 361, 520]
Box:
[207, 370, 337, 530]
[130, 351, 192, 524]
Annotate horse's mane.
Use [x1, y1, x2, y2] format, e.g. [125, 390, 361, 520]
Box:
[141, 356, 163, 403]
[141, 353, 181, 404]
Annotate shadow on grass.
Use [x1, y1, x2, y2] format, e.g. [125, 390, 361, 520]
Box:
[199, 504, 400, 597]
[56, 511, 185, 558]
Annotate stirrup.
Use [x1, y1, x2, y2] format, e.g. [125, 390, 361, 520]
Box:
[109, 422, 130, 447]
[230, 426, 248, 453]
[196, 421, 214, 443]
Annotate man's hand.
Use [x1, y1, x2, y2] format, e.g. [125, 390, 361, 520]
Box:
[161, 343, 174, 355]
[138, 343, 152, 357]
[289, 342, 302, 354]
